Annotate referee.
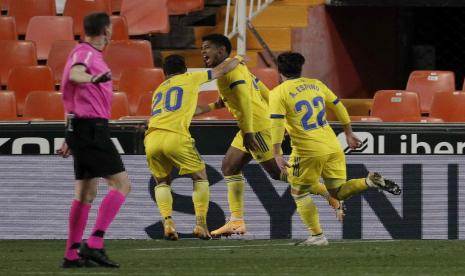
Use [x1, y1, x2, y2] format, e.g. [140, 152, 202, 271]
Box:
[57, 12, 131, 268]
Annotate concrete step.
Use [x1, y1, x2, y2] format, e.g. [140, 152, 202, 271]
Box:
[251, 5, 309, 27]
[219, 4, 309, 28]
[194, 26, 291, 51]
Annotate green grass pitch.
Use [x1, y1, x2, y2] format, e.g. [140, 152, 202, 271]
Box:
[1, 239, 464, 275]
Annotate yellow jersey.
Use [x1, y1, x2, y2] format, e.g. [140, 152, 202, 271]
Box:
[216, 62, 270, 133]
[270, 78, 349, 156]
[147, 71, 212, 137]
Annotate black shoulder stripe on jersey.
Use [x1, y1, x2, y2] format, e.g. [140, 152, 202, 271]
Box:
[229, 80, 246, 89]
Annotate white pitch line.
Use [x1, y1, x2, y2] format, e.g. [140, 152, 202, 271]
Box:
[331, 240, 401, 244]
[136, 243, 292, 251]
[136, 240, 402, 251]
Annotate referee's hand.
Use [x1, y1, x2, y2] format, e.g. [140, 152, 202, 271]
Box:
[91, 72, 112, 84]
[57, 142, 71, 158]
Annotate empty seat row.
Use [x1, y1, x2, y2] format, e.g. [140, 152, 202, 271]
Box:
[0, 0, 203, 37]
[2, 89, 464, 122]
[0, 39, 154, 86]
[0, 90, 146, 120]
[0, 64, 163, 116]
[369, 90, 465, 122]
[0, 16, 129, 58]
[0, 90, 63, 120]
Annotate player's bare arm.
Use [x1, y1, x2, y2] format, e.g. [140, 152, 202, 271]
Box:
[273, 142, 290, 173]
[210, 56, 243, 79]
[342, 123, 362, 149]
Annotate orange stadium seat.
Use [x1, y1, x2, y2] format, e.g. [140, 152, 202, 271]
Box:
[23, 91, 64, 120]
[119, 68, 164, 114]
[63, 0, 111, 36]
[121, 0, 169, 35]
[0, 91, 18, 120]
[103, 40, 154, 88]
[0, 16, 17, 40]
[111, 0, 122, 13]
[1, 0, 9, 12]
[7, 66, 54, 115]
[167, 0, 204, 15]
[134, 92, 153, 116]
[326, 98, 373, 121]
[430, 91, 465, 122]
[25, 16, 74, 60]
[110, 16, 129, 40]
[0, 41, 37, 86]
[350, 116, 382, 122]
[8, 0, 56, 35]
[250, 67, 280, 89]
[371, 90, 421, 122]
[194, 90, 235, 120]
[47, 40, 78, 85]
[111, 92, 130, 119]
[406, 70, 455, 113]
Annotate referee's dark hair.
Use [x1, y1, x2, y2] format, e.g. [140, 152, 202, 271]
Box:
[202, 34, 232, 55]
[84, 12, 111, 37]
[277, 52, 306, 78]
[163, 55, 187, 76]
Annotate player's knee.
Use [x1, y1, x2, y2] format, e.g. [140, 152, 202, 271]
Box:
[327, 188, 339, 200]
[191, 170, 207, 181]
[221, 163, 239, 176]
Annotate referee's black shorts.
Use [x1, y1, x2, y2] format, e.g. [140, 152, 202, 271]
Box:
[66, 118, 125, 180]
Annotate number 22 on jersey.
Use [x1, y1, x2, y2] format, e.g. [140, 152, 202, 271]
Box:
[295, 96, 327, 130]
[151, 87, 184, 116]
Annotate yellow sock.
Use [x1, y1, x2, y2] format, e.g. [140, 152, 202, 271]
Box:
[336, 178, 368, 200]
[293, 193, 322, 236]
[193, 180, 210, 225]
[225, 174, 245, 219]
[154, 183, 173, 220]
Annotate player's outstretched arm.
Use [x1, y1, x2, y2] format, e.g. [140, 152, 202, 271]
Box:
[195, 98, 225, 115]
[210, 56, 244, 80]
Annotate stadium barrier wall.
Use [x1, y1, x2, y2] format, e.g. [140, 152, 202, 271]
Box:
[0, 121, 464, 239]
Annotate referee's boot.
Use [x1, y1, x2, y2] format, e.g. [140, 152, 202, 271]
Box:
[61, 257, 98, 268]
[79, 243, 120, 268]
[366, 172, 402, 195]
